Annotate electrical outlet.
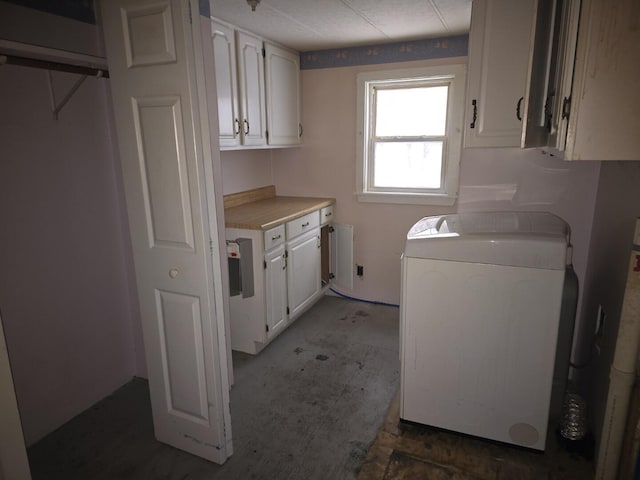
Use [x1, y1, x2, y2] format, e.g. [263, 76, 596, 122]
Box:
[356, 265, 364, 277]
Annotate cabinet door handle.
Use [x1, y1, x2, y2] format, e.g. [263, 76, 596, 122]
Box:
[469, 99, 477, 129]
[234, 118, 240, 135]
[271, 234, 281, 241]
[301, 221, 310, 227]
[516, 97, 524, 121]
[299, 123, 303, 138]
[243, 119, 250, 135]
[325, 212, 332, 217]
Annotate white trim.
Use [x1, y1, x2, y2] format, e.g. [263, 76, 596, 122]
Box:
[356, 191, 457, 206]
[356, 64, 466, 206]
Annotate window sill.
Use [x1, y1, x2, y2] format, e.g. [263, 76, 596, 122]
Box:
[355, 191, 457, 206]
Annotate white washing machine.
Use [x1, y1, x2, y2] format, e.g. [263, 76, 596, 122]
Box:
[400, 212, 570, 450]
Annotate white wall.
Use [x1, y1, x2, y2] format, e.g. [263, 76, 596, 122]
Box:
[0, 50, 140, 448]
[578, 161, 640, 442]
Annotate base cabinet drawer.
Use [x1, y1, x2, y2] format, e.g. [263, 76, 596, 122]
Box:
[264, 225, 285, 250]
[286, 211, 319, 239]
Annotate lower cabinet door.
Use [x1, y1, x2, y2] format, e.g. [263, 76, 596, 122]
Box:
[265, 244, 287, 338]
[287, 229, 321, 319]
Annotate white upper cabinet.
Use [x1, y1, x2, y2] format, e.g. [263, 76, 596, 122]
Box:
[563, 0, 640, 160]
[211, 20, 240, 147]
[210, 18, 301, 150]
[236, 30, 267, 146]
[464, 0, 555, 149]
[265, 43, 302, 146]
[466, 0, 640, 159]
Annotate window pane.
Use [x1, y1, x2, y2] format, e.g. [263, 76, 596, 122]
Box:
[373, 141, 443, 189]
[375, 86, 448, 137]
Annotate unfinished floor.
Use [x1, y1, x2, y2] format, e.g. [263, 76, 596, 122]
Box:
[358, 390, 594, 480]
[28, 296, 401, 479]
[27, 295, 595, 479]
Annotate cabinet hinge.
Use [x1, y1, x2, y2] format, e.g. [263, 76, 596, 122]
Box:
[285, 250, 289, 258]
[286, 307, 290, 315]
[266, 129, 269, 141]
[264, 260, 267, 269]
[188, 2, 192, 24]
[262, 47, 266, 57]
[266, 324, 269, 332]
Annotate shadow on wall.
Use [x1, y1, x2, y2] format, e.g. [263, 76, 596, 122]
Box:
[577, 161, 640, 450]
[458, 147, 601, 354]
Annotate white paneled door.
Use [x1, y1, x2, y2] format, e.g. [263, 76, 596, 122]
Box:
[100, 0, 232, 463]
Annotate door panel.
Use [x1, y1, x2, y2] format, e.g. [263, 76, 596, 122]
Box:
[122, 2, 177, 67]
[156, 290, 208, 421]
[101, 0, 231, 463]
[133, 96, 195, 249]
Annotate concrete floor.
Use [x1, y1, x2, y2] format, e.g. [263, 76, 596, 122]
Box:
[28, 296, 401, 479]
[27, 293, 595, 479]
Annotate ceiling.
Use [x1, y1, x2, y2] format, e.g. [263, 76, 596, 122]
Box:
[210, 0, 472, 52]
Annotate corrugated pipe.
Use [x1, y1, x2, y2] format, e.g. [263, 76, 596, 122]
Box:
[596, 219, 640, 479]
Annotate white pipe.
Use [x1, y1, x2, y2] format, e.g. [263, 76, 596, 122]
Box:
[596, 218, 640, 479]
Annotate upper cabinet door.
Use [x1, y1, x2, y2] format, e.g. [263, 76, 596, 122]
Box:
[465, 0, 537, 148]
[548, 0, 581, 152]
[265, 43, 301, 146]
[564, 0, 640, 160]
[211, 19, 240, 148]
[236, 31, 267, 146]
[520, 0, 556, 148]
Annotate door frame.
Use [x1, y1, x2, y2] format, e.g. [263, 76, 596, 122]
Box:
[0, 312, 31, 480]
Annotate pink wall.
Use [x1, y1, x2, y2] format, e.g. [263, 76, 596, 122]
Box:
[220, 150, 274, 195]
[271, 59, 601, 314]
[0, 65, 140, 445]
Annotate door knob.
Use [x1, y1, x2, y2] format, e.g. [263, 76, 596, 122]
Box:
[169, 268, 179, 279]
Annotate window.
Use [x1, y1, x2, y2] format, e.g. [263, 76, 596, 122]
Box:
[356, 65, 466, 205]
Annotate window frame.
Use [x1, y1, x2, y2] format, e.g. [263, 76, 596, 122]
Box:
[356, 64, 466, 206]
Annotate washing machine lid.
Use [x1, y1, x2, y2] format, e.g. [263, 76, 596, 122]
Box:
[404, 212, 569, 269]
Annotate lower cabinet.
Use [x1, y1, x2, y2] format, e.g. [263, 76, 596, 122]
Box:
[226, 209, 326, 354]
[287, 229, 321, 319]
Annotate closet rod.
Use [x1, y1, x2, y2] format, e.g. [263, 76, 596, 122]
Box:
[0, 54, 109, 78]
